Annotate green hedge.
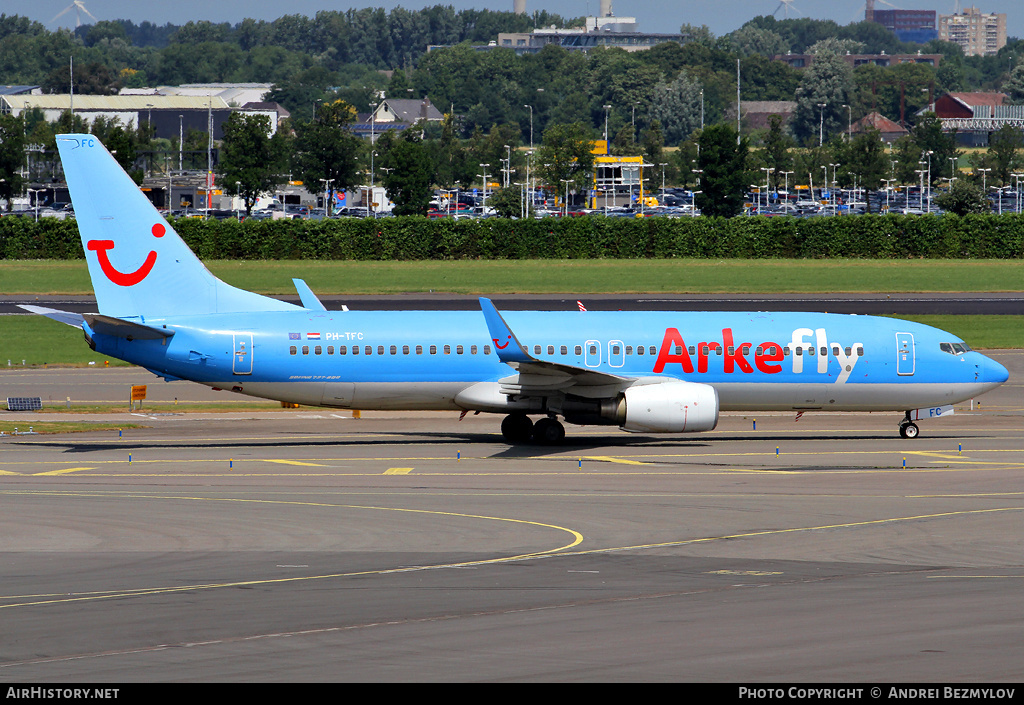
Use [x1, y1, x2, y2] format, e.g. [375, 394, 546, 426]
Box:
[3, 213, 1024, 260]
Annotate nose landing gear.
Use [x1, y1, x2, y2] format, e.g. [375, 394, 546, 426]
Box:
[899, 412, 920, 439]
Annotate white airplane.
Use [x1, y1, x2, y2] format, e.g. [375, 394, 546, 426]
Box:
[24, 134, 1009, 444]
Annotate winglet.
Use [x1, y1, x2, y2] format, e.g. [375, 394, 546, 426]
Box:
[478, 297, 533, 364]
[292, 278, 328, 311]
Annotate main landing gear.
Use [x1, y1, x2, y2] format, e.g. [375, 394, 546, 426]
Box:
[501, 413, 565, 445]
[899, 412, 920, 439]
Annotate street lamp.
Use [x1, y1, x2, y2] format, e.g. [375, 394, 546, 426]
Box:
[235, 180, 242, 219]
[760, 167, 775, 212]
[780, 170, 794, 211]
[479, 163, 490, 214]
[843, 104, 851, 141]
[603, 104, 612, 146]
[561, 179, 572, 217]
[817, 103, 827, 147]
[524, 104, 533, 150]
[319, 178, 334, 217]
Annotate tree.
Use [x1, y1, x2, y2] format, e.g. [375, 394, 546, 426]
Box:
[218, 113, 288, 216]
[292, 100, 364, 214]
[762, 115, 795, 190]
[648, 71, 703, 146]
[935, 179, 990, 216]
[984, 124, 1024, 185]
[379, 132, 435, 216]
[0, 114, 26, 211]
[909, 113, 959, 184]
[694, 123, 749, 218]
[535, 121, 596, 201]
[837, 129, 889, 211]
[791, 51, 853, 146]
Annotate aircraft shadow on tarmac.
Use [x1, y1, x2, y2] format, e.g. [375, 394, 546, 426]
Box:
[19, 429, 981, 459]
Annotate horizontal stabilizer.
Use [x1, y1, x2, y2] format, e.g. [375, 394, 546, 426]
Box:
[83, 315, 175, 340]
[18, 305, 85, 327]
[292, 278, 328, 311]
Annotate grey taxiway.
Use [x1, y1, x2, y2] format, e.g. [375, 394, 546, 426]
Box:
[0, 354, 1022, 682]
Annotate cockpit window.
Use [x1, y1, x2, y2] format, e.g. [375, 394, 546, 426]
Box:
[941, 342, 972, 355]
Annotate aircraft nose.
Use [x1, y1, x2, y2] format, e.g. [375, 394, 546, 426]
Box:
[978, 355, 1009, 386]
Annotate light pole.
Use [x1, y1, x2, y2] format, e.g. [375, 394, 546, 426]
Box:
[603, 104, 612, 147]
[760, 167, 775, 211]
[178, 114, 183, 170]
[781, 170, 794, 211]
[659, 163, 668, 203]
[843, 104, 851, 141]
[524, 104, 533, 150]
[235, 180, 241, 219]
[479, 163, 490, 214]
[924, 150, 933, 212]
[817, 103, 826, 147]
[504, 144, 511, 188]
[320, 178, 334, 217]
[561, 179, 572, 217]
[915, 168, 926, 211]
[882, 178, 896, 212]
[1013, 173, 1024, 214]
[829, 163, 840, 214]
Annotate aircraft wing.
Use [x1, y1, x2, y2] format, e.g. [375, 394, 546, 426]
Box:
[479, 297, 631, 397]
[20, 305, 174, 340]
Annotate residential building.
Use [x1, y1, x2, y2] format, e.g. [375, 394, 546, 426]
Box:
[938, 7, 1006, 57]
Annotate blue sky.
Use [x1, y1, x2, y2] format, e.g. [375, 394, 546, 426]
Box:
[11, 1, 1023, 39]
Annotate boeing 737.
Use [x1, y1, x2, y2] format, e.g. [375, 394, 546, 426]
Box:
[23, 134, 1009, 444]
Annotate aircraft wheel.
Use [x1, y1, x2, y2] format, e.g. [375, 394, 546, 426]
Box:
[532, 417, 565, 445]
[501, 413, 534, 444]
[899, 422, 920, 439]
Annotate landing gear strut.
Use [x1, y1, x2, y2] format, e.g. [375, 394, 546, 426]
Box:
[899, 412, 920, 439]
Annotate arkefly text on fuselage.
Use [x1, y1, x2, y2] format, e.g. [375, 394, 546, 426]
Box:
[25, 134, 1009, 444]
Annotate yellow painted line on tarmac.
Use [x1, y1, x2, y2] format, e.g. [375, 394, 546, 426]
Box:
[384, 468, 413, 475]
[263, 459, 328, 467]
[0, 489, 584, 611]
[583, 456, 648, 465]
[33, 467, 94, 476]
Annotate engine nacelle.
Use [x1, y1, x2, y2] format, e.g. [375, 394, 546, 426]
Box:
[620, 381, 719, 433]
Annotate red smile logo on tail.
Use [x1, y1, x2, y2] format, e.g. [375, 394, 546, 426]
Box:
[88, 223, 165, 287]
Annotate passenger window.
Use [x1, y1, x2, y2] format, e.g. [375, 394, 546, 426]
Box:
[416, 345, 423, 354]
[302, 346, 309, 355]
[314, 345, 322, 355]
[403, 345, 410, 355]
[845, 347, 851, 356]
[727, 346, 735, 355]
[534, 345, 541, 354]
[444, 345, 451, 354]
[625, 346, 633, 355]
[340, 345, 347, 355]
[742, 346, 750, 355]
[783, 347, 790, 356]
[795, 347, 802, 356]
[365, 346, 372, 355]
[378, 345, 385, 356]
[560, 345, 567, 355]
[674, 345, 681, 355]
[820, 347, 826, 356]
[457, 345, 464, 354]
[688, 346, 695, 355]
[756, 346, 763, 356]
[547, 345, 554, 355]
[484, 345, 491, 355]
[430, 345, 437, 355]
[650, 346, 657, 355]
[574, 345, 582, 355]
[352, 346, 359, 355]
[613, 345, 621, 355]
[589, 345, 597, 354]
[328, 346, 334, 355]
[471, 345, 477, 354]
[390, 345, 397, 355]
[289, 346, 297, 355]
[856, 346, 864, 356]
[637, 346, 644, 356]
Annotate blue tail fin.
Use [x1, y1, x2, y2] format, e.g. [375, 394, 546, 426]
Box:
[57, 134, 299, 319]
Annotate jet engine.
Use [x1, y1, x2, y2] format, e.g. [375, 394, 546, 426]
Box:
[617, 381, 719, 433]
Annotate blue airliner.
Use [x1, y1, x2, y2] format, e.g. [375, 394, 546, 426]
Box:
[25, 134, 1009, 444]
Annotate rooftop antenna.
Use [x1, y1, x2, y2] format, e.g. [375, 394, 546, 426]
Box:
[51, 1, 98, 28]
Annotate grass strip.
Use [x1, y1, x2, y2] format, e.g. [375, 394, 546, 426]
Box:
[5, 259, 1024, 295]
